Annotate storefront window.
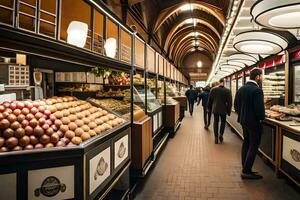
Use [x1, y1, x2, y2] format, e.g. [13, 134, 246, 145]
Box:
[146, 46, 155, 73]
[60, 0, 91, 49]
[0, 0, 14, 26]
[93, 10, 104, 54]
[121, 29, 132, 64]
[134, 37, 145, 68]
[106, 18, 119, 59]
[39, 0, 57, 38]
[18, 0, 37, 32]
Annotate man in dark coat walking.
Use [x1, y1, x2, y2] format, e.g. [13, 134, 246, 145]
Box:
[207, 79, 232, 144]
[197, 86, 211, 129]
[234, 68, 265, 180]
[185, 85, 197, 116]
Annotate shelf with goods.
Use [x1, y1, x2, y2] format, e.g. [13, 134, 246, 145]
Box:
[0, 0, 135, 195]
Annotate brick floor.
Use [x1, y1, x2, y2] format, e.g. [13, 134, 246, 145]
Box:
[134, 106, 300, 200]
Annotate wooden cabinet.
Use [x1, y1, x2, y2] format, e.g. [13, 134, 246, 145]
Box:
[131, 116, 152, 171]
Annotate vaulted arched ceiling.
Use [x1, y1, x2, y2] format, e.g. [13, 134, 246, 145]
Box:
[102, 0, 230, 81]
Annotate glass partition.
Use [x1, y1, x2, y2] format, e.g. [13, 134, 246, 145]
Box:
[121, 29, 132, 64]
[39, 0, 57, 38]
[18, 0, 37, 32]
[106, 18, 119, 59]
[134, 37, 145, 68]
[0, 0, 15, 26]
[60, 0, 91, 49]
[93, 10, 104, 54]
[146, 46, 155, 73]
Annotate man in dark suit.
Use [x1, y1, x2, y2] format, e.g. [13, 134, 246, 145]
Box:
[234, 68, 265, 180]
[185, 85, 197, 116]
[207, 79, 232, 144]
[197, 86, 211, 129]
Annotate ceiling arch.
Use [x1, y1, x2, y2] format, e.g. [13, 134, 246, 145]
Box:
[153, 1, 225, 33]
[166, 24, 220, 50]
[171, 36, 216, 61]
[168, 30, 218, 56]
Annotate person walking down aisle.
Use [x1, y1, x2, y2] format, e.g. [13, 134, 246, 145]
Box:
[207, 79, 232, 144]
[185, 85, 197, 116]
[234, 68, 265, 180]
[197, 86, 211, 129]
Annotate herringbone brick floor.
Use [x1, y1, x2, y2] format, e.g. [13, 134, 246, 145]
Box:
[135, 106, 300, 200]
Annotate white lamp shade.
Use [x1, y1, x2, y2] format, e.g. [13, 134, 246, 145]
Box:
[104, 38, 117, 58]
[251, 0, 300, 29]
[67, 21, 88, 48]
[233, 31, 288, 55]
[228, 53, 258, 66]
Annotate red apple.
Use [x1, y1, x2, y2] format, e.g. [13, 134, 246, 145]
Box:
[38, 106, 45, 113]
[13, 109, 22, 116]
[16, 102, 25, 110]
[9, 103, 17, 110]
[31, 107, 38, 115]
[0, 105, 5, 112]
[33, 102, 40, 108]
[3, 102, 10, 108]
[22, 107, 30, 115]
[44, 110, 51, 116]
[24, 101, 33, 109]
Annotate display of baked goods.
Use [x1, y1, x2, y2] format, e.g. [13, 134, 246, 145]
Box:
[96, 89, 130, 98]
[263, 71, 285, 98]
[0, 96, 125, 152]
[89, 98, 146, 121]
[133, 74, 143, 85]
[58, 84, 101, 92]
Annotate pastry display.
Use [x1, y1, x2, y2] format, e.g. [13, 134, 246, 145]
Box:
[96, 89, 130, 98]
[58, 84, 101, 92]
[0, 96, 125, 152]
[263, 71, 285, 98]
[89, 98, 145, 121]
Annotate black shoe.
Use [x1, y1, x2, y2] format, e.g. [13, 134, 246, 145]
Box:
[219, 135, 223, 143]
[215, 137, 218, 144]
[241, 172, 263, 180]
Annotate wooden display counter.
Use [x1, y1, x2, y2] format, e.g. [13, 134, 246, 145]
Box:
[0, 123, 131, 200]
[131, 116, 153, 176]
[227, 112, 300, 188]
[173, 96, 187, 120]
[164, 102, 181, 137]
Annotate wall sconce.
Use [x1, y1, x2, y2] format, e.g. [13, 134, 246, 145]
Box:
[104, 38, 117, 58]
[67, 21, 88, 48]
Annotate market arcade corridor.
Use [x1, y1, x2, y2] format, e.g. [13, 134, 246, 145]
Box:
[135, 106, 300, 200]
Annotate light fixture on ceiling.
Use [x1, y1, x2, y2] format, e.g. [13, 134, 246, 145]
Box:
[197, 61, 202, 68]
[219, 64, 242, 71]
[193, 41, 200, 46]
[193, 32, 200, 37]
[185, 18, 196, 26]
[104, 38, 117, 58]
[180, 4, 193, 11]
[228, 53, 258, 66]
[251, 0, 300, 29]
[233, 31, 288, 55]
[67, 21, 88, 48]
[220, 68, 235, 73]
[226, 60, 245, 68]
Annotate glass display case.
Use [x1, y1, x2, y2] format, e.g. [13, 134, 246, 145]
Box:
[133, 84, 161, 113]
[231, 79, 237, 110]
[165, 82, 179, 104]
[292, 64, 300, 103]
[262, 66, 285, 107]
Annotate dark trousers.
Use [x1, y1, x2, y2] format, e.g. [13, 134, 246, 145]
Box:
[203, 107, 211, 126]
[213, 113, 226, 138]
[241, 125, 262, 173]
[188, 101, 194, 115]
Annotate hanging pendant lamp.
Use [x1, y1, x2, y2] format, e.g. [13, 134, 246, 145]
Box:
[251, 0, 300, 29]
[228, 53, 258, 66]
[233, 30, 288, 55]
